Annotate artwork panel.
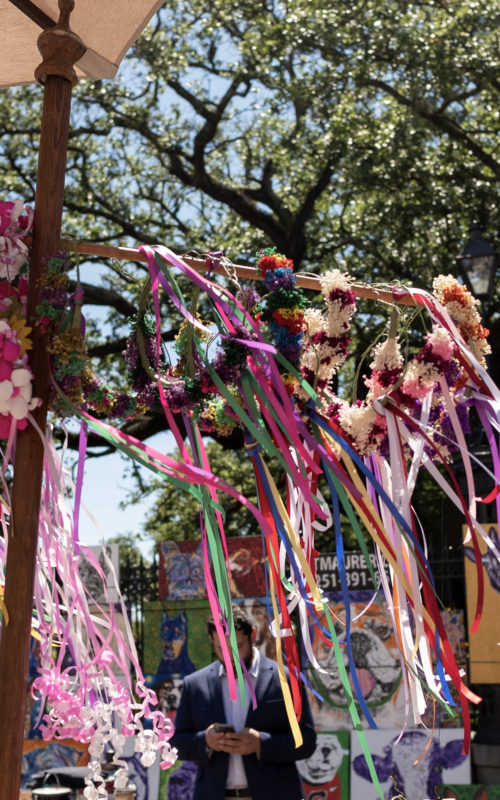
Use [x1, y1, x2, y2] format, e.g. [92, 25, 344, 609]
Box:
[78, 543, 120, 604]
[350, 729, 471, 800]
[158, 541, 206, 601]
[305, 591, 405, 730]
[121, 736, 161, 800]
[21, 739, 89, 788]
[143, 600, 213, 682]
[226, 536, 266, 598]
[306, 594, 466, 731]
[464, 524, 500, 683]
[298, 730, 350, 800]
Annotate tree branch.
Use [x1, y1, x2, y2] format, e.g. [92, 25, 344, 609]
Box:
[78, 281, 137, 317]
[362, 78, 500, 179]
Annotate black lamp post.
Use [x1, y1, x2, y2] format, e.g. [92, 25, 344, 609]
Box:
[456, 222, 498, 325]
[455, 225, 500, 761]
[454, 221, 497, 517]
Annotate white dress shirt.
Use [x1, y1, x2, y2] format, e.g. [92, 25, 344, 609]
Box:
[219, 647, 260, 789]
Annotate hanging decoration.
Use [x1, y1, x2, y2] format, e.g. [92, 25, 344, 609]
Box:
[0, 215, 178, 800]
[1, 203, 500, 800]
[0, 202, 40, 439]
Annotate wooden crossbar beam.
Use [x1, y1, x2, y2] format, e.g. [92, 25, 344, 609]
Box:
[53, 237, 420, 308]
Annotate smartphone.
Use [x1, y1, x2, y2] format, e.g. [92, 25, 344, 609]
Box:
[215, 723, 235, 733]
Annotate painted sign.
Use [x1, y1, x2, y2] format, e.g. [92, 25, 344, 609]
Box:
[314, 551, 389, 593]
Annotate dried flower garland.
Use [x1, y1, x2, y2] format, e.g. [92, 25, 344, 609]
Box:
[35, 247, 488, 466]
[159, 316, 260, 437]
[36, 251, 143, 420]
[433, 273, 491, 367]
[330, 324, 468, 461]
[302, 271, 475, 461]
[256, 247, 309, 365]
[150, 248, 308, 434]
[300, 268, 356, 392]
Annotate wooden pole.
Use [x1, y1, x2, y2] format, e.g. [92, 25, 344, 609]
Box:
[51, 238, 421, 307]
[0, 4, 84, 797]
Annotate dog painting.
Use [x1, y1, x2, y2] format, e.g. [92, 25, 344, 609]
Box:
[305, 591, 404, 729]
[159, 542, 206, 600]
[297, 731, 350, 800]
[156, 610, 196, 679]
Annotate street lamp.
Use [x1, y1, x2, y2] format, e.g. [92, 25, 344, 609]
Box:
[456, 225, 500, 759]
[456, 223, 498, 322]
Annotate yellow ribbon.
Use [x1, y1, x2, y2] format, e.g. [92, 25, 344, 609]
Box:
[267, 565, 303, 748]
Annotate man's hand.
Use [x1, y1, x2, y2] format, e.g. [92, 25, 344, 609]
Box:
[219, 727, 261, 756]
[205, 723, 232, 752]
[205, 725, 261, 755]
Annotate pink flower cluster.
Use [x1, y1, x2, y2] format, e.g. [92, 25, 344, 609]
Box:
[0, 319, 40, 438]
[0, 200, 33, 280]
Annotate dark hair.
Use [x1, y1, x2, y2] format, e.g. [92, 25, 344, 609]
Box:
[207, 602, 254, 638]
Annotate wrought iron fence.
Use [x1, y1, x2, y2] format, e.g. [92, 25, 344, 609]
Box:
[119, 553, 158, 665]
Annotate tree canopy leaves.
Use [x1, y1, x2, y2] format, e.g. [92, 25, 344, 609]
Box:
[3, 0, 499, 274]
[0, 0, 499, 539]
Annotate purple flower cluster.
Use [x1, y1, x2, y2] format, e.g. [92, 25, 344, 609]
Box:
[264, 267, 296, 292]
[162, 373, 197, 413]
[237, 285, 261, 312]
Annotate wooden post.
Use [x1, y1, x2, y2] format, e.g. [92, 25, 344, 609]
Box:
[0, 3, 84, 797]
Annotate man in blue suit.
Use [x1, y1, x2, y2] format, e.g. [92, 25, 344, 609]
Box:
[170, 604, 317, 800]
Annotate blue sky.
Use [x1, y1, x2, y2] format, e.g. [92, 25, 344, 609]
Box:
[76, 431, 174, 557]
[77, 450, 147, 546]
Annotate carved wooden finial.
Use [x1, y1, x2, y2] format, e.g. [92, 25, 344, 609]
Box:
[35, 0, 85, 86]
[57, 0, 76, 31]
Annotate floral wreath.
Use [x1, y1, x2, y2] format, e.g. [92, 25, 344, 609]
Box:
[0, 205, 490, 465]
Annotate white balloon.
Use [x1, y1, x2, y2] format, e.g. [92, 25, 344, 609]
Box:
[11, 368, 31, 387]
[0, 380, 13, 403]
[18, 383, 32, 402]
[9, 394, 28, 420]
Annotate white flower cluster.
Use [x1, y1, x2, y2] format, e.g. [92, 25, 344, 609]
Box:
[300, 269, 356, 392]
